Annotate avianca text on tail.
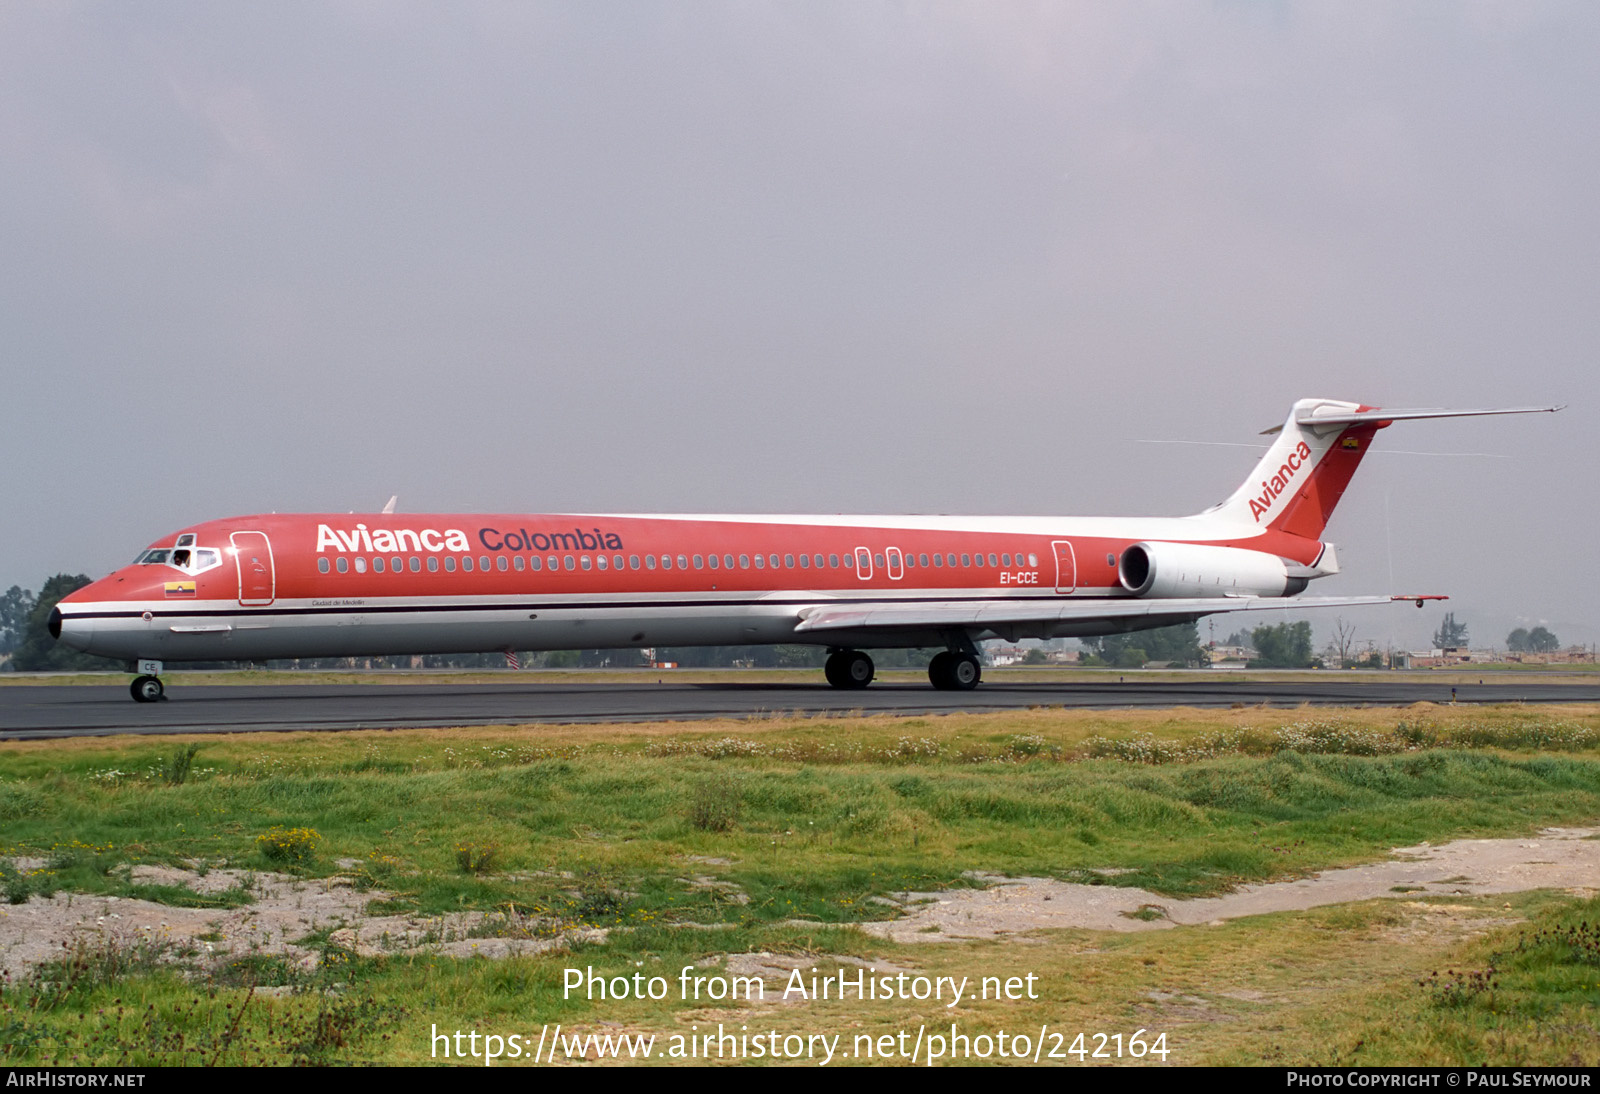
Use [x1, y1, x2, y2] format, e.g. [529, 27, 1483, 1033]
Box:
[51, 398, 1561, 702]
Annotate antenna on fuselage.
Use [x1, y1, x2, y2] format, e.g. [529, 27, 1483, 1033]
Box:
[381, 495, 398, 514]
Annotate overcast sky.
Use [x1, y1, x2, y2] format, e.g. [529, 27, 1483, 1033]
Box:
[2, 2, 1592, 651]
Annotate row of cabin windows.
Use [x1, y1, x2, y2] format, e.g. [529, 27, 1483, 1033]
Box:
[316, 550, 1043, 576]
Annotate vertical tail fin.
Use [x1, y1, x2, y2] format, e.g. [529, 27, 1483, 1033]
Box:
[1201, 398, 1380, 539]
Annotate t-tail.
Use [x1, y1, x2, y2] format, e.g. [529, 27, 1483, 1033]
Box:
[1201, 398, 1563, 539]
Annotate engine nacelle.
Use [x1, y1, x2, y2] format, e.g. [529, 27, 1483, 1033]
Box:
[1117, 541, 1306, 599]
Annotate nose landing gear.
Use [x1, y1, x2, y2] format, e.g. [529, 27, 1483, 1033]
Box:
[129, 659, 166, 702]
[130, 675, 165, 702]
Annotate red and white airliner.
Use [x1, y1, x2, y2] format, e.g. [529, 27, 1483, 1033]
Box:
[53, 398, 1557, 702]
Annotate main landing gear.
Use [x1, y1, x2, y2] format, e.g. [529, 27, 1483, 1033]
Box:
[822, 642, 984, 691]
[824, 649, 875, 689]
[129, 659, 165, 703]
[927, 650, 982, 691]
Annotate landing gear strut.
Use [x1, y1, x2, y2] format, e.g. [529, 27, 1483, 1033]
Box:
[824, 649, 875, 689]
[129, 659, 165, 703]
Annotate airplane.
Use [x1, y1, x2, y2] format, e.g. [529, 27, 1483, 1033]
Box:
[51, 398, 1560, 702]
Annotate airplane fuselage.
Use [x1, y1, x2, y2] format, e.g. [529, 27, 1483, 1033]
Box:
[55, 511, 1324, 665]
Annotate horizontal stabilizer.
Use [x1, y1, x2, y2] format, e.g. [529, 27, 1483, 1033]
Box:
[1263, 404, 1562, 435]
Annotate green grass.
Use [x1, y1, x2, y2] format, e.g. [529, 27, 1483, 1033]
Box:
[3, 703, 1599, 1064]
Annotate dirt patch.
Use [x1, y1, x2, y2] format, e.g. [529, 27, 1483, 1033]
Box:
[0, 865, 603, 980]
[863, 827, 1600, 943]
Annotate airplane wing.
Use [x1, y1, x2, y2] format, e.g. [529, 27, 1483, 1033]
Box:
[793, 594, 1433, 638]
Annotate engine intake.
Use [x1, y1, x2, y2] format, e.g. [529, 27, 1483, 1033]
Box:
[1118, 541, 1305, 599]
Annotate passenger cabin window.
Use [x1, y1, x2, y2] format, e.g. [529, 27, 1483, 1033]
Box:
[428, 556, 439, 572]
[354, 557, 367, 573]
[336, 557, 349, 573]
[373, 557, 385, 573]
[318, 557, 330, 573]
[462, 556, 474, 572]
[410, 557, 421, 572]
[445, 556, 457, 572]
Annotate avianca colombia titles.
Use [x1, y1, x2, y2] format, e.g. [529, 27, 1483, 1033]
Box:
[52, 398, 1559, 702]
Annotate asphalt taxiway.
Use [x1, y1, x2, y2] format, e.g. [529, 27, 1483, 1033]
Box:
[2, 677, 1596, 740]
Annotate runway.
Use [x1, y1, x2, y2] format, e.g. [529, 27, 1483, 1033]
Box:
[3, 676, 1597, 740]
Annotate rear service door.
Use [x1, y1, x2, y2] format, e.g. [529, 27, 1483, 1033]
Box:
[232, 531, 276, 606]
[1052, 540, 1076, 594]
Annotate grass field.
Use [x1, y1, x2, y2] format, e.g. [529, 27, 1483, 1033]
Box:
[3, 702, 1599, 1065]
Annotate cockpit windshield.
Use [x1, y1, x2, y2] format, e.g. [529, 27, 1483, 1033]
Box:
[136, 545, 222, 574]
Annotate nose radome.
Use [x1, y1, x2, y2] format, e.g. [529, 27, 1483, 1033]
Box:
[52, 610, 96, 652]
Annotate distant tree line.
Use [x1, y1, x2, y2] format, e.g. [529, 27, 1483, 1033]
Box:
[1080, 623, 1206, 668]
[1506, 626, 1559, 652]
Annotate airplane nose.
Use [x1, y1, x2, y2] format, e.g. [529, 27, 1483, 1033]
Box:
[53, 610, 96, 652]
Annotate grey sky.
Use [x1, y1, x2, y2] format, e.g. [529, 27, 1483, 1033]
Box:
[2, 2, 1592, 652]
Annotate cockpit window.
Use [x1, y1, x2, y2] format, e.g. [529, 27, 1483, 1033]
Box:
[137, 545, 222, 574]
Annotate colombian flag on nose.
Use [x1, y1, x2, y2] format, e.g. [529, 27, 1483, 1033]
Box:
[163, 581, 196, 598]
